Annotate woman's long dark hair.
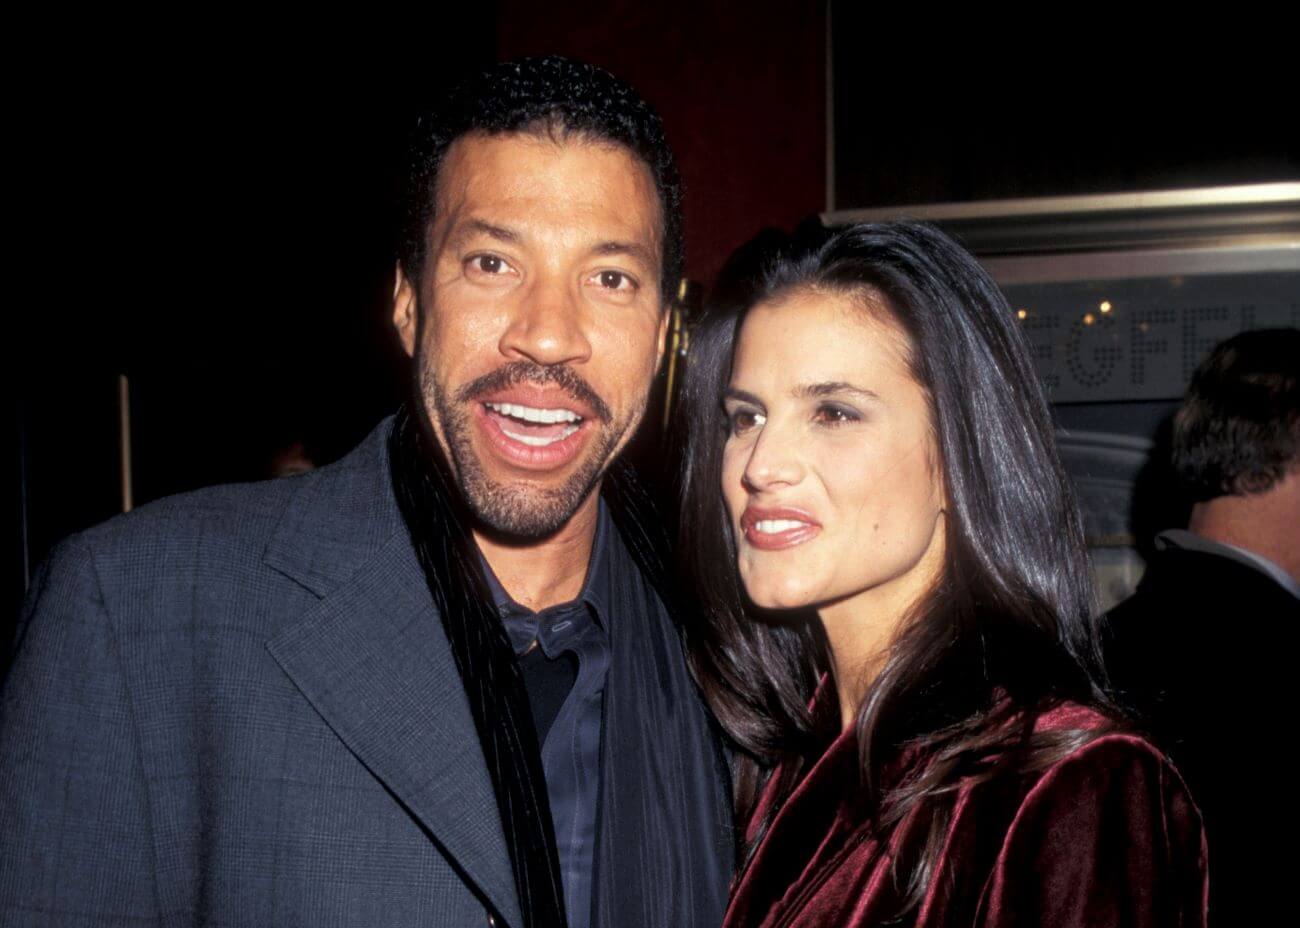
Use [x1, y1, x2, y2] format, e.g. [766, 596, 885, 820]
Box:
[678, 222, 1116, 915]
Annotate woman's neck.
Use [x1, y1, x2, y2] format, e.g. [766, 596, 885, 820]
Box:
[818, 514, 948, 732]
[820, 600, 895, 732]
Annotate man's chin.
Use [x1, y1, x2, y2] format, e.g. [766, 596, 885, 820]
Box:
[462, 476, 601, 541]
[453, 436, 614, 540]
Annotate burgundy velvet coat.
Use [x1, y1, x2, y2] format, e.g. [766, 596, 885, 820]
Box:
[725, 704, 1208, 927]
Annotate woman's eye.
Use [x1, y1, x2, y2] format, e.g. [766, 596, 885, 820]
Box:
[728, 409, 765, 434]
[813, 404, 859, 426]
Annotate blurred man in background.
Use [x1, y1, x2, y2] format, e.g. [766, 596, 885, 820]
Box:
[1106, 327, 1299, 925]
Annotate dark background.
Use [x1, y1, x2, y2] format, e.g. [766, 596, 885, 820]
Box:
[11, 3, 1296, 623]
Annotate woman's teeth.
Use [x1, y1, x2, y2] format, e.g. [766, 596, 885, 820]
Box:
[755, 519, 810, 534]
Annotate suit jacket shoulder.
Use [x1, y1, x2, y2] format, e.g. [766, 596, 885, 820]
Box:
[80, 417, 398, 604]
[2, 417, 521, 927]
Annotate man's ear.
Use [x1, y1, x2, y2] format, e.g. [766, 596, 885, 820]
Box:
[392, 264, 418, 358]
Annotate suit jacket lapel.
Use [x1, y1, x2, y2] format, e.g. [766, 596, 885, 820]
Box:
[262, 419, 522, 927]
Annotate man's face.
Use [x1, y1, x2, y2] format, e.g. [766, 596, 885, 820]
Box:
[393, 132, 670, 538]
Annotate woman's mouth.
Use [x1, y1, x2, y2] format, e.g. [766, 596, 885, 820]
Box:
[740, 507, 822, 551]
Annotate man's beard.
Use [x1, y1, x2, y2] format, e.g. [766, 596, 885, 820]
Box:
[418, 359, 632, 540]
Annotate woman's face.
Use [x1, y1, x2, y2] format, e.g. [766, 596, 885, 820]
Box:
[721, 288, 947, 621]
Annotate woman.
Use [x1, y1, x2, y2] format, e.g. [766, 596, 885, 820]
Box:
[679, 223, 1207, 927]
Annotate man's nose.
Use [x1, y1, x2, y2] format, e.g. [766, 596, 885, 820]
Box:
[740, 418, 806, 493]
[498, 274, 593, 367]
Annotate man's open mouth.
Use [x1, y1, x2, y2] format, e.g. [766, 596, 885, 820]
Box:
[483, 401, 584, 448]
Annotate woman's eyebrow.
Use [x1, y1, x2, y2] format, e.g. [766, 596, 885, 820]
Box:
[793, 381, 879, 401]
[723, 387, 764, 406]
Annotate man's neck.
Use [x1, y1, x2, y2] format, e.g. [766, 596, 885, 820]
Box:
[474, 490, 601, 611]
[1187, 468, 1300, 585]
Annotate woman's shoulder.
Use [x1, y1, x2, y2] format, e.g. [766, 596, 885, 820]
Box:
[1027, 700, 1172, 770]
[1018, 700, 1195, 812]
[1029, 699, 1114, 734]
[969, 700, 1208, 926]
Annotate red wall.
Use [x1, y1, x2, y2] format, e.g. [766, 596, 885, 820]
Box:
[497, 0, 827, 288]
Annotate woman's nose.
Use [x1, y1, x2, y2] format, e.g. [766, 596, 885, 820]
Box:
[741, 420, 805, 493]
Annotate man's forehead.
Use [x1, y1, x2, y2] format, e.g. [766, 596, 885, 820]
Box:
[433, 131, 664, 246]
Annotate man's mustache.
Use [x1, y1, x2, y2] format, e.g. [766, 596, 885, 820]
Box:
[454, 362, 613, 423]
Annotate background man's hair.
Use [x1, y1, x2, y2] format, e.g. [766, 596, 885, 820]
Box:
[1171, 328, 1300, 501]
[398, 55, 683, 302]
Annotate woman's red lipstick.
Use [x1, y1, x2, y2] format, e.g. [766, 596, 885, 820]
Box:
[740, 507, 822, 551]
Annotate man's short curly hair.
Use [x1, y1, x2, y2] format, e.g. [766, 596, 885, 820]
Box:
[398, 55, 683, 303]
[1172, 328, 1300, 501]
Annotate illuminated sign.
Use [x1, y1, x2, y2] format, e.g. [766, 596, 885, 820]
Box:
[1003, 272, 1299, 402]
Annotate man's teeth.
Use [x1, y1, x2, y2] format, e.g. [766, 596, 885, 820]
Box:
[754, 519, 810, 534]
[499, 424, 580, 447]
[485, 402, 581, 424]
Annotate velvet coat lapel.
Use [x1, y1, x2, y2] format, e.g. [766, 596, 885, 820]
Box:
[262, 423, 522, 927]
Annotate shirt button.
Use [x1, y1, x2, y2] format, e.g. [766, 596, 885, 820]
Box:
[486, 914, 496, 927]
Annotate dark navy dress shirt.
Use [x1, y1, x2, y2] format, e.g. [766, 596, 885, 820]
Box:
[482, 503, 614, 928]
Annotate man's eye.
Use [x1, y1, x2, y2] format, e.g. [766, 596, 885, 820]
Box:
[468, 254, 510, 275]
[593, 270, 635, 291]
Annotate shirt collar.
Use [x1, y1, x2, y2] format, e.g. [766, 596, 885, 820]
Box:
[1155, 528, 1300, 600]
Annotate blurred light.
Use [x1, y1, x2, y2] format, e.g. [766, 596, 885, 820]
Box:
[1138, 322, 1151, 333]
[1099, 301, 1112, 314]
[1016, 308, 1028, 320]
[1082, 313, 1096, 326]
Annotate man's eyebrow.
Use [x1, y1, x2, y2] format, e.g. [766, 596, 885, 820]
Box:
[590, 239, 657, 268]
[793, 381, 880, 401]
[451, 218, 521, 246]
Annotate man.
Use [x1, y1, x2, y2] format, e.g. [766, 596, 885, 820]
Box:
[1105, 327, 1299, 926]
[1, 57, 732, 928]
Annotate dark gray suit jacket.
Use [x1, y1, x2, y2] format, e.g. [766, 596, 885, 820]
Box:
[1, 419, 731, 927]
